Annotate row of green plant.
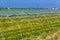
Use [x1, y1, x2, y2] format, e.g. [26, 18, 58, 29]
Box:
[0, 14, 60, 40]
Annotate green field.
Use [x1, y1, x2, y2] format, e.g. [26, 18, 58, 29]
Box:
[0, 14, 60, 40]
[0, 8, 49, 12]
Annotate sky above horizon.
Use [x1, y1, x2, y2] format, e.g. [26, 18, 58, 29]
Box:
[0, 0, 60, 8]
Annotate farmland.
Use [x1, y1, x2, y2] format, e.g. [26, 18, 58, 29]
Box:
[0, 14, 60, 40]
[0, 8, 48, 12]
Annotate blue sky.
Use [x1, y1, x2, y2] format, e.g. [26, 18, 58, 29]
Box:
[0, 0, 60, 8]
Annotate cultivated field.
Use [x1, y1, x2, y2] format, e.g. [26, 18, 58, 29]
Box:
[0, 14, 60, 40]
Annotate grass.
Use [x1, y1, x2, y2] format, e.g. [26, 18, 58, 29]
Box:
[0, 13, 60, 40]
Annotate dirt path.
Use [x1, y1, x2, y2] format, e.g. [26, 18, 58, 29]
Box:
[37, 30, 60, 40]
